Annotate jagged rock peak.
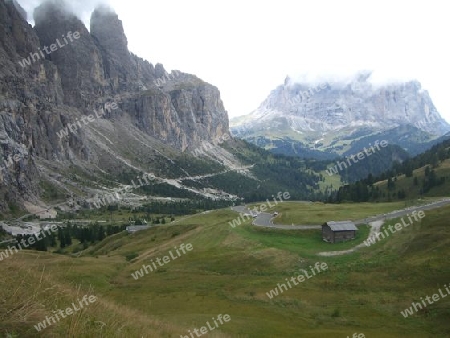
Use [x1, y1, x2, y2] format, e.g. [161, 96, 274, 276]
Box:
[90, 4, 142, 88]
[6, 0, 27, 20]
[155, 63, 168, 78]
[90, 5, 128, 56]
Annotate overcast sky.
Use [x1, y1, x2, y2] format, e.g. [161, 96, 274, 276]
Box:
[18, 0, 450, 122]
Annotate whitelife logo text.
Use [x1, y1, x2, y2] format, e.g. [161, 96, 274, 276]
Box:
[18, 31, 81, 68]
[56, 102, 118, 139]
[228, 191, 290, 228]
[364, 210, 425, 247]
[180, 314, 231, 338]
[0, 225, 59, 262]
[131, 243, 193, 280]
[401, 284, 450, 318]
[34, 294, 97, 332]
[326, 140, 389, 176]
[266, 262, 328, 299]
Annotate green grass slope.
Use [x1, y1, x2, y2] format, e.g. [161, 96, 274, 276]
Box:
[373, 159, 450, 201]
[332, 139, 450, 203]
[1, 203, 449, 337]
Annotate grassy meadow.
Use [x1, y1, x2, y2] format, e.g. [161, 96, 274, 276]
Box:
[1, 202, 449, 337]
[251, 199, 438, 225]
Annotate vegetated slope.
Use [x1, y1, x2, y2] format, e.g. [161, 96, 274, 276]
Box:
[1, 203, 449, 337]
[239, 125, 450, 160]
[196, 139, 328, 201]
[323, 143, 409, 184]
[331, 138, 450, 202]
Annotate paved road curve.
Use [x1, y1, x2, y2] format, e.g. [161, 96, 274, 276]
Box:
[230, 206, 321, 230]
[231, 198, 450, 230]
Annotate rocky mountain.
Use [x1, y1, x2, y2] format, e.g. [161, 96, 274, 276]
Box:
[0, 0, 238, 215]
[230, 72, 450, 158]
[0, 0, 329, 217]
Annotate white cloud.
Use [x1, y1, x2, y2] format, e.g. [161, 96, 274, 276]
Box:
[17, 0, 111, 25]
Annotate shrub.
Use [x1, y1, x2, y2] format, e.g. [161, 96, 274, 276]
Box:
[126, 253, 139, 261]
[331, 308, 340, 317]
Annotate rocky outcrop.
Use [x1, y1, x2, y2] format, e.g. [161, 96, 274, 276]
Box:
[121, 77, 228, 151]
[232, 73, 450, 136]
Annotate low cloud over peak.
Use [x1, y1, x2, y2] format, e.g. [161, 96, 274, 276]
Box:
[17, 0, 114, 27]
[286, 69, 417, 89]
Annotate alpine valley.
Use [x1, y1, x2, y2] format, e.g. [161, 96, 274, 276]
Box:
[2, 1, 450, 338]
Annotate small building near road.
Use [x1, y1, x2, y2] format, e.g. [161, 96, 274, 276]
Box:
[322, 221, 357, 243]
[126, 225, 151, 234]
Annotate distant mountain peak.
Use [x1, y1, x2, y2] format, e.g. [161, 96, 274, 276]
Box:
[231, 75, 450, 158]
[233, 76, 449, 136]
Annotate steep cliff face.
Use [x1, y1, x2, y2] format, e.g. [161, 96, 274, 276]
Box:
[34, 1, 106, 108]
[231, 73, 450, 157]
[0, 0, 73, 210]
[90, 6, 139, 92]
[0, 0, 231, 213]
[30, 1, 229, 149]
[123, 77, 229, 151]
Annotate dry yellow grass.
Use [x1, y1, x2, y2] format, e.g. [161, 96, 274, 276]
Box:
[0, 253, 194, 338]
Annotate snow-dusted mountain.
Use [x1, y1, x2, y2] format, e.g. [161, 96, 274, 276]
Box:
[231, 72, 450, 158]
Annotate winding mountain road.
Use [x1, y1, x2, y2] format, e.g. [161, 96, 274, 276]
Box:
[231, 198, 450, 256]
[231, 198, 450, 230]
